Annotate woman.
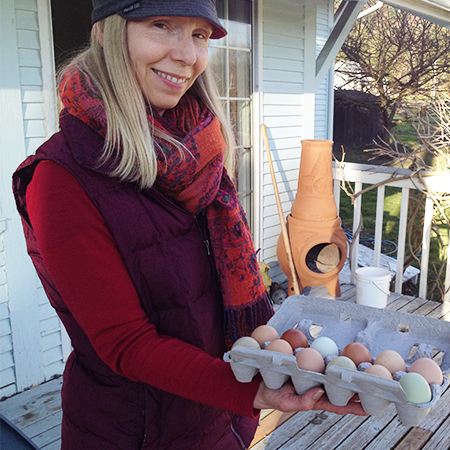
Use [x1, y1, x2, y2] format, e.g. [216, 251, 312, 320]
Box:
[13, 1, 365, 449]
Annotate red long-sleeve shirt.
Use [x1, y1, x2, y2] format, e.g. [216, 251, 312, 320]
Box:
[27, 160, 261, 417]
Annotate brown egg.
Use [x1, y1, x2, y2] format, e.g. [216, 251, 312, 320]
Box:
[281, 329, 309, 349]
[364, 364, 392, 379]
[251, 325, 279, 347]
[296, 348, 325, 373]
[374, 350, 406, 375]
[265, 339, 293, 354]
[409, 358, 443, 385]
[341, 342, 372, 366]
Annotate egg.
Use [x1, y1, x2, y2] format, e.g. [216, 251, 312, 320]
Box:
[374, 350, 406, 375]
[251, 325, 279, 347]
[325, 356, 357, 373]
[296, 348, 325, 373]
[409, 358, 443, 385]
[264, 339, 293, 354]
[364, 364, 392, 379]
[341, 342, 372, 366]
[310, 336, 339, 358]
[399, 372, 432, 404]
[231, 336, 261, 350]
[280, 328, 309, 349]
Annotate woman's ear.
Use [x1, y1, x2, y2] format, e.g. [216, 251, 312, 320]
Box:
[92, 22, 104, 47]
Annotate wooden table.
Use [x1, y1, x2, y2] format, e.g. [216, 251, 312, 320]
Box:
[2, 284, 450, 450]
[250, 284, 450, 450]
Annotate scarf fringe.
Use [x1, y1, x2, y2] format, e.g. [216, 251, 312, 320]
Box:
[224, 292, 274, 350]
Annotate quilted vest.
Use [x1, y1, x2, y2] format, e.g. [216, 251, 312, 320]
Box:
[13, 112, 259, 450]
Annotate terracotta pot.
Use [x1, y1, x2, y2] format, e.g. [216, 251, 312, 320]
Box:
[277, 140, 347, 297]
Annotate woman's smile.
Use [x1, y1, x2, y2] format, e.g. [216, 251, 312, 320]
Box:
[153, 69, 188, 85]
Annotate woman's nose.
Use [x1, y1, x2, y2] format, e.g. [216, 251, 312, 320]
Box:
[171, 35, 197, 66]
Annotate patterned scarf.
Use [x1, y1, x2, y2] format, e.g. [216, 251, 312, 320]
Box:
[59, 68, 273, 349]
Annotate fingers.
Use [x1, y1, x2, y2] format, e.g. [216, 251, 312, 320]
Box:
[313, 396, 368, 416]
[254, 381, 368, 416]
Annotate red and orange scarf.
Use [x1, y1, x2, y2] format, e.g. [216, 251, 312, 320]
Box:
[59, 68, 273, 349]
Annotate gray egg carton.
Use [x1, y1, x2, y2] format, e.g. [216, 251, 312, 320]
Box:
[223, 295, 450, 426]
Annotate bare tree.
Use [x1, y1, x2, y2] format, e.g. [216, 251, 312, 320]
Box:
[336, 1, 450, 133]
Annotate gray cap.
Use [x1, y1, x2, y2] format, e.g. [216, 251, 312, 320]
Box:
[91, 0, 227, 39]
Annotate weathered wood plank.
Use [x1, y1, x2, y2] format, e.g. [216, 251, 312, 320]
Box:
[22, 409, 62, 439]
[421, 412, 450, 449]
[250, 410, 297, 447]
[0, 378, 62, 414]
[284, 413, 367, 449]
[333, 404, 399, 450]
[250, 409, 327, 450]
[393, 427, 433, 450]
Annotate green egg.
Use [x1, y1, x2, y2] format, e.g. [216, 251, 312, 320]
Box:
[399, 372, 432, 404]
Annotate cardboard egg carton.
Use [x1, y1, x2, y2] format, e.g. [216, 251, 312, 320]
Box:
[223, 295, 450, 426]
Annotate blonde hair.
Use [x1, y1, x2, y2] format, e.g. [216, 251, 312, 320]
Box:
[58, 14, 236, 189]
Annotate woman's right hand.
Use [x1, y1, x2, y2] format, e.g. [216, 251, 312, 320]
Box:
[253, 380, 367, 416]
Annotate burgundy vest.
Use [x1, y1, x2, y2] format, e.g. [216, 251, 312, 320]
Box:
[13, 113, 258, 450]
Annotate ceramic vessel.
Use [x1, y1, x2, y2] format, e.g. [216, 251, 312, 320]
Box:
[277, 139, 347, 296]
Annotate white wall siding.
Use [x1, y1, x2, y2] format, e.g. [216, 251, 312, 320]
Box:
[314, 0, 331, 139]
[260, 0, 305, 278]
[17, 0, 65, 382]
[0, 230, 16, 398]
[260, 0, 334, 283]
[17, 2, 47, 156]
[0, 0, 64, 397]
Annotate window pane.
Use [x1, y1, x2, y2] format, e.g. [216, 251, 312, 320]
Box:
[230, 100, 251, 148]
[228, 0, 252, 48]
[237, 147, 253, 218]
[208, 47, 227, 97]
[229, 50, 251, 98]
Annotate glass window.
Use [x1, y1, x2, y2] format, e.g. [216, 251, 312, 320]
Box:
[210, 0, 254, 230]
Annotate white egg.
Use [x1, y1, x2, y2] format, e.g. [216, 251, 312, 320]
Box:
[311, 336, 339, 358]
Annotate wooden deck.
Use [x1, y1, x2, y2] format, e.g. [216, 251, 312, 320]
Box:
[1, 284, 450, 450]
[0, 376, 62, 450]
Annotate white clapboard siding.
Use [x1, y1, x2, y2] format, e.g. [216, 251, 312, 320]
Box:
[0, 0, 65, 397]
[261, 0, 333, 283]
[17, 4, 47, 157]
[0, 200, 16, 397]
[314, 0, 331, 140]
[18, 0, 66, 379]
[261, 0, 305, 272]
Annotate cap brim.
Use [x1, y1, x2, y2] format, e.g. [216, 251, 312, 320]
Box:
[118, 4, 227, 39]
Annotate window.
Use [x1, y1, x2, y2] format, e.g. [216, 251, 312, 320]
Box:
[209, 0, 254, 230]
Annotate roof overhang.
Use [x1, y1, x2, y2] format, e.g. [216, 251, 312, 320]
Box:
[382, 0, 450, 29]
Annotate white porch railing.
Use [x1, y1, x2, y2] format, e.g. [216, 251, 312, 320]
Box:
[332, 162, 450, 302]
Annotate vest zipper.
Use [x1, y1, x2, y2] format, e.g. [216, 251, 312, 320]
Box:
[230, 418, 247, 450]
[195, 213, 211, 256]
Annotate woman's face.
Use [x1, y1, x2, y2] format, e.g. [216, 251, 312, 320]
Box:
[127, 16, 213, 115]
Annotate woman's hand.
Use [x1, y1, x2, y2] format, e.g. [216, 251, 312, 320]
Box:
[253, 380, 367, 416]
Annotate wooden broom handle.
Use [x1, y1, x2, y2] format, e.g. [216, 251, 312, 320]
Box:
[261, 124, 300, 296]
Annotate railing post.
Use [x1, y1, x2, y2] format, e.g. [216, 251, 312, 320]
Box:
[395, 188, 409, 293]
[351, 182, 362, 284]
[373, 185, 385, 267]
[419, 196, 434, 299]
